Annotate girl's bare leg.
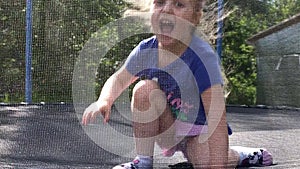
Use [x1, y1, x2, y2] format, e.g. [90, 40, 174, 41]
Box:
[156, 102, 177, 156]
[131, 80, 169, 157]
[228, 149, 240, 168]
[186, 136, 210, 168]
[185, 136, 239, 169]
[112, 81, 166, 169]
[185, 116, 239, 169]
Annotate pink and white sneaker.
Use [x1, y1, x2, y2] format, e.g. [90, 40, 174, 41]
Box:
[232, 146, 273, 167]
[112, 156, 153, 169]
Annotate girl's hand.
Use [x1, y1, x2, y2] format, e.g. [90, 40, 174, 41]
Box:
[82, 101, 111, 125]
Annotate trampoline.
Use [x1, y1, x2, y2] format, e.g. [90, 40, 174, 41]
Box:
[2, 1, 300, 168]
[1, 104, 300, 168]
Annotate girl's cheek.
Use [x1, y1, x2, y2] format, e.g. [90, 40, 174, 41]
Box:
[150, 15, 159, 32]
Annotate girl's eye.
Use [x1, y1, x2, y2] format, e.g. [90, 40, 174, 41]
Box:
[175, 1, 184, 8]
[154, 0, 164, 6]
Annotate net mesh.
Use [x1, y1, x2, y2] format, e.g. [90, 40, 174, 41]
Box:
[0, 0, 132, 103]
[0, 1, 26, 102]
[1, 0, 237, 104]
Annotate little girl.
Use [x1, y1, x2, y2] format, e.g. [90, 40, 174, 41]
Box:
[82, 0, 273, 168]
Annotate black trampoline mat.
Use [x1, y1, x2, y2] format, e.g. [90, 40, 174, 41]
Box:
[1, 104, 300, 168]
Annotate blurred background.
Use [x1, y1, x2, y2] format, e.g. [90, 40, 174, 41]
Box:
[1, 0, 300, 106]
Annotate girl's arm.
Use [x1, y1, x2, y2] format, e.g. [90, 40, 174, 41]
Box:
[82, 67, 138, 125]
[97, 67, 138, 107]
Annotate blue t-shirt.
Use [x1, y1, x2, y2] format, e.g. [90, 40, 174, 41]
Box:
[125, 35, 223, 125]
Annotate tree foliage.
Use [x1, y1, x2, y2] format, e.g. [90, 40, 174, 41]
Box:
[0, 0, 129, 102]
[222, 0, 300, 105]
[1, 0, 300, 104]
[0, 1, 26, 102]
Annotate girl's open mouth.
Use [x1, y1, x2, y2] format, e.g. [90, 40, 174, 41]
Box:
[159, 19, 175, 35]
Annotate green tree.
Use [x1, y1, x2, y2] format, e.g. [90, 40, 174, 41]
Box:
[269, 0, 300, 22]
[0, 0, 130, 103]
[30, 0, 129, 102]
[0, 1, 26, 102]
[222, 0, 300, 105]
[2, 0, 300, 103]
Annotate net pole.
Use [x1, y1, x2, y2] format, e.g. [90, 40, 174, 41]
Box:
[25, 0, 33, 103]
[217, 0, 224, 59]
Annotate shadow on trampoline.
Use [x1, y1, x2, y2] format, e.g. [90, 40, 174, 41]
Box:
[0, 104, 300, 168]
[0, 104, 124, 168]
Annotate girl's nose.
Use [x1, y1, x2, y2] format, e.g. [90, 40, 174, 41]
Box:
[161, 1, 173, 14]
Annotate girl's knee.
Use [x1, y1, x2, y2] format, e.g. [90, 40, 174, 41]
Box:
[132, 80, 160, 97]
[132, 80, 166, 112]
[131, 80, 168, 124]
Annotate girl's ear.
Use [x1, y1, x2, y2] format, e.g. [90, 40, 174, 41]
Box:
[193, 1, 204, 25]
[193, 9, 202, 26]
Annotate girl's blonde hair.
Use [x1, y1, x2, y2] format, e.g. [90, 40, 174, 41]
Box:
[124, 0, 205, 16]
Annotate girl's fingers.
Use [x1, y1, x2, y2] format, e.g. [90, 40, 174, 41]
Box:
[103, 111, 110, 123]
[90, 110, 99, 123]
[82, 102, 111, 125]
[82, 111, 90, 125]
[82, 103, 97, 125]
